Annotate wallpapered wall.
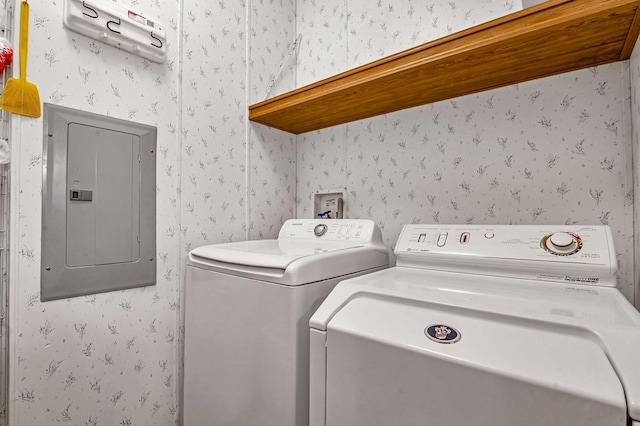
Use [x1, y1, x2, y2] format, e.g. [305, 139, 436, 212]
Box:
[295, 0, 636, 303]
[6, 0, 638, 426]
[10, 0, 294, 425]
[10, 0, 183, 423]
[632, 45, 640, 311]
[180, 0, 296, 253]
[295, 0, 521, 87]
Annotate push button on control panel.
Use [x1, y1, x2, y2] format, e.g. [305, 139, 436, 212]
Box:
[436, 233, 448, 247]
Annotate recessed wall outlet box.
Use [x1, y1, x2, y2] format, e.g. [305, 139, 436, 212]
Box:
[41, 103, 157, 301]
[313, 189, 346, 219]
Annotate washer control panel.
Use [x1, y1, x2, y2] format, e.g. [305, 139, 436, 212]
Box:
[395, 225, 617, 287]
[279, 219, 383, 244]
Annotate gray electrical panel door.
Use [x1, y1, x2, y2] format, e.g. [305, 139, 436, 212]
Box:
[66, 124, 141, 267]
[41, 104, 156, 301]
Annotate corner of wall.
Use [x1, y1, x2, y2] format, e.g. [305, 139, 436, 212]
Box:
[629, 37, 640, 309]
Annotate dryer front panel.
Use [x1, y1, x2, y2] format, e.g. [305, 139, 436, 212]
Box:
[320, 296, 627, 426]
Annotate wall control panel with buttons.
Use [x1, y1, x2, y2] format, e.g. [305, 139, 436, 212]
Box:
[394, 225, 618, 287]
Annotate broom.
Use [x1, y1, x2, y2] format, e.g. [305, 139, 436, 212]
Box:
[0, 1, 40, 118]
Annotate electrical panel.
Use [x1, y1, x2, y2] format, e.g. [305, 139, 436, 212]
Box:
[41, 104, 156, 301]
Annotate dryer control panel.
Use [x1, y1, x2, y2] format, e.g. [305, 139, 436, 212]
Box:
[395, 225, 617, 287]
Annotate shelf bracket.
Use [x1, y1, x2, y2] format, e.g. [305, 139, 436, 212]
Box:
[264, 33, 302, 100]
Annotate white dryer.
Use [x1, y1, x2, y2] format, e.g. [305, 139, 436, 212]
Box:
[310, 225, 640, 426]
[183, 219, 388, 426]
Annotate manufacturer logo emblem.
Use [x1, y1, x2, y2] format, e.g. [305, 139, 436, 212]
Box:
[425, 324, 461, 344]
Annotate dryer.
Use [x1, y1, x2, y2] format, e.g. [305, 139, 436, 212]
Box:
[183, 219, 388, 426]
[310, 224, 640, 426]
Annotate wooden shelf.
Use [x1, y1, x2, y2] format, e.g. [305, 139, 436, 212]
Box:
[249, 0, 640, 134]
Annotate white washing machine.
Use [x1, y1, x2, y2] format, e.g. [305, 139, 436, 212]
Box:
[183, 219, 389, 426]
[310, 225, 640, 426]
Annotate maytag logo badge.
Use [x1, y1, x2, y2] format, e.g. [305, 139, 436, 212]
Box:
[425, 324, 461, 344]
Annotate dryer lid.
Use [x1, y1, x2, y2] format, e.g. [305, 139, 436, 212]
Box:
[310, 267, 640, 421]
[323, 295, 628, 425]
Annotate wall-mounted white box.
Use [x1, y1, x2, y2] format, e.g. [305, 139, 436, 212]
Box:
[313, 189, 346, 219]
[63, 0, 167, 63]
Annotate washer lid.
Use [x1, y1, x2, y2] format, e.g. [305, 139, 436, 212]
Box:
[188, 239, 389, 285]
[190, 239, 365, 270]
[187, 219, 389, 285]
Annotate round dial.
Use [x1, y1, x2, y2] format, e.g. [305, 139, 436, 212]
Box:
[541, 232, 582, 256]
[313, 224, 328, 237]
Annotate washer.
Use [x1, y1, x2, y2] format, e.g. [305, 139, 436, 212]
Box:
[310, 225, 640, 426]
[183, 219, 388, 426]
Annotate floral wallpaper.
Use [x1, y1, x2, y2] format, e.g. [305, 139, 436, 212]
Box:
[11, 0, 183, 423]
[10, 0, 297, 423]
[248, 0, 297, 240]
[5, 0, 639, 425]
[180, 0, 248, 253]
[632, 43, 640, 307]
[295, 0, 636, 303]
[296, 0, 521, 88]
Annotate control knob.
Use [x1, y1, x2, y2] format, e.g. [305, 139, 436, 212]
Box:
[314, 224, 328, 237]
[541, 231, 582, 256]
